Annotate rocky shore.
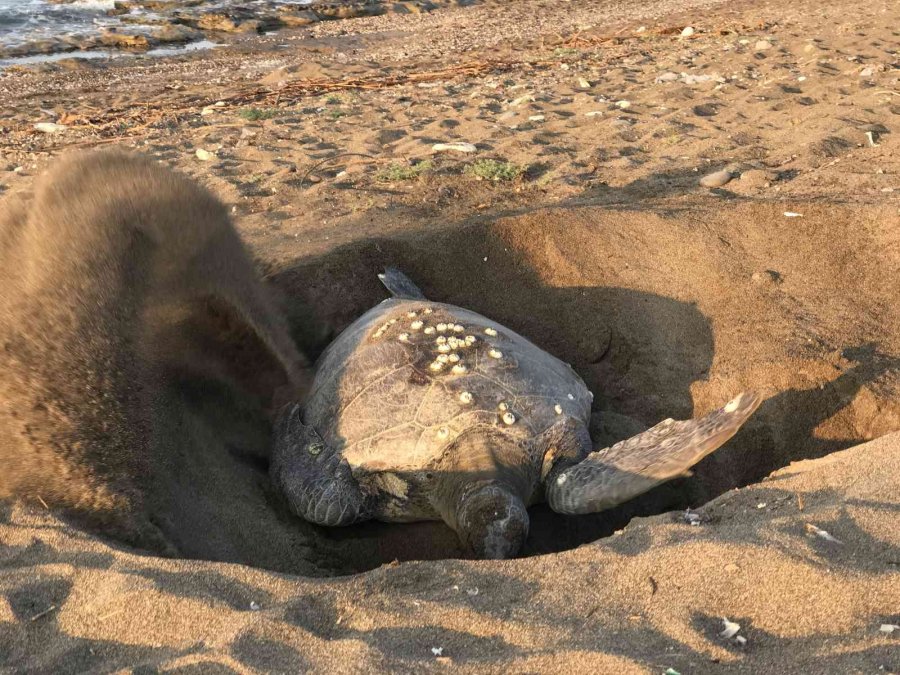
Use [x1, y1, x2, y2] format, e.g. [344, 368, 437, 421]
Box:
[1, 0, 478, 60]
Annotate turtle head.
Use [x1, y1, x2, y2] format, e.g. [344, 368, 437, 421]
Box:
[429, 428, 531, 559]
[455, 482, 529, 559]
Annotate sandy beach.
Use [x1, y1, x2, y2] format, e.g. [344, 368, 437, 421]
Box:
[1, 0, 898, 671]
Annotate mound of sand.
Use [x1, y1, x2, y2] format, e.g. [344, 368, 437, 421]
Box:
[1, 431, 897, 673]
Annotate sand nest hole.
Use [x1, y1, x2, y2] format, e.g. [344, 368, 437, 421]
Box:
[95, 203, 900, 575]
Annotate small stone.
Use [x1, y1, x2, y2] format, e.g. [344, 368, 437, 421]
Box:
[437, 427, 449, 439]
[195, 148, 216, 161]
[577, 78, 591, 89]
[724, 563, 740, 573]
[459, 391, 474, 404]
[432, 142, 477, 153]
[488, 349, 503, 359]
[33, 122, 66, 134]
[754, 40, 772, 51]
[859, 67, 874, 78]
[655, 72, 679, 83]
[528, 114, 545, 122]
[498, 402, 509, 411]
[680, 26, 695, 37]
[699, 169, 733, 188]
[615, 100, 631, 109]
[751, 270, 782, 285]
[554, 404, 563, 415]
[502, 411, 516, 425]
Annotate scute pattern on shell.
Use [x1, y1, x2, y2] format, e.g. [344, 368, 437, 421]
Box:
[302, 298, 593, 519]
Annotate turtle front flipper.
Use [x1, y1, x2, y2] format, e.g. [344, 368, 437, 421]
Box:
[546, 392, 762, 515]
[270, 404, 374, 526]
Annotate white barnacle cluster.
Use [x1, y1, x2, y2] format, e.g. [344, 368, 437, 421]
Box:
[372, 317, 399, 340]
[413, 314, 483, 375]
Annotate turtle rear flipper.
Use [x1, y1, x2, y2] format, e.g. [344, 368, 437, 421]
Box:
[378, 267, 427, 300]
[546, 392, 762, 515]
[270, 405, 374, 526]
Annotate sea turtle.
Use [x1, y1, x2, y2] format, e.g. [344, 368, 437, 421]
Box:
[272, 269, 761, 559]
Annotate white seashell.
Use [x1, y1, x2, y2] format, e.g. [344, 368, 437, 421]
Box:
[424, 326, 436, 335]
[448, 353, 461, 363]
[437, 427, 449, 439]
[484, 328, 498, 336]
[554, 404, 563, 415]
[438, 344, 451, 353]
[423, 308, 434, 314]
[498, 402, 508, 411]
[459, 391, 474, 404]
[489, 349, 503, 359]
[388, 318, 398, 325]
[407, 311, 418, 318]
[411, 320, 424, 330]
[452, 364, 468, 375]
[453, 324, 464, 333]
[437, 323, 448, 332]
[567, 393, 575, 400]
[398, 333, 410, 342]
[501, 411, 516, 425]
[720, 618, 741, 639]
[429, 361, 444, 371]
[436, 336, 447, 344]
[437, 354, 450, 364]
[465, 335, 477, 345]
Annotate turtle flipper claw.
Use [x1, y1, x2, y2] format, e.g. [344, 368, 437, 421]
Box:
[547, 392, 762, 515]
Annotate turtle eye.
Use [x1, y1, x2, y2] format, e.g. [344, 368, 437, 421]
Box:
[307, 442, 325, 456]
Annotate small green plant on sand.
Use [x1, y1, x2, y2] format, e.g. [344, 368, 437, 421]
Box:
[466, 159, 524, 181]
[238, 107, 281, 121]
[324, 94, 343, 104]
[376, 160, 434, 182]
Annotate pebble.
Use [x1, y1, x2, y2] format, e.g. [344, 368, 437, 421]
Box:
[528, 114, 545, 122]
[33, 122, 66, 134]
[751, 270, 782, 286]
[680, 26, 695, 37]
[195, 148, 216, 161]
[615, 100, 631, 109]
[859, 67, 874, 78]
[432, 142, 477, 153]
[509, 95, 533, 107]
[655, 72, 679, 83]
[577, 78, 591, 89]
[699, 169, 733, 188]
[754, 40, 772, 51]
